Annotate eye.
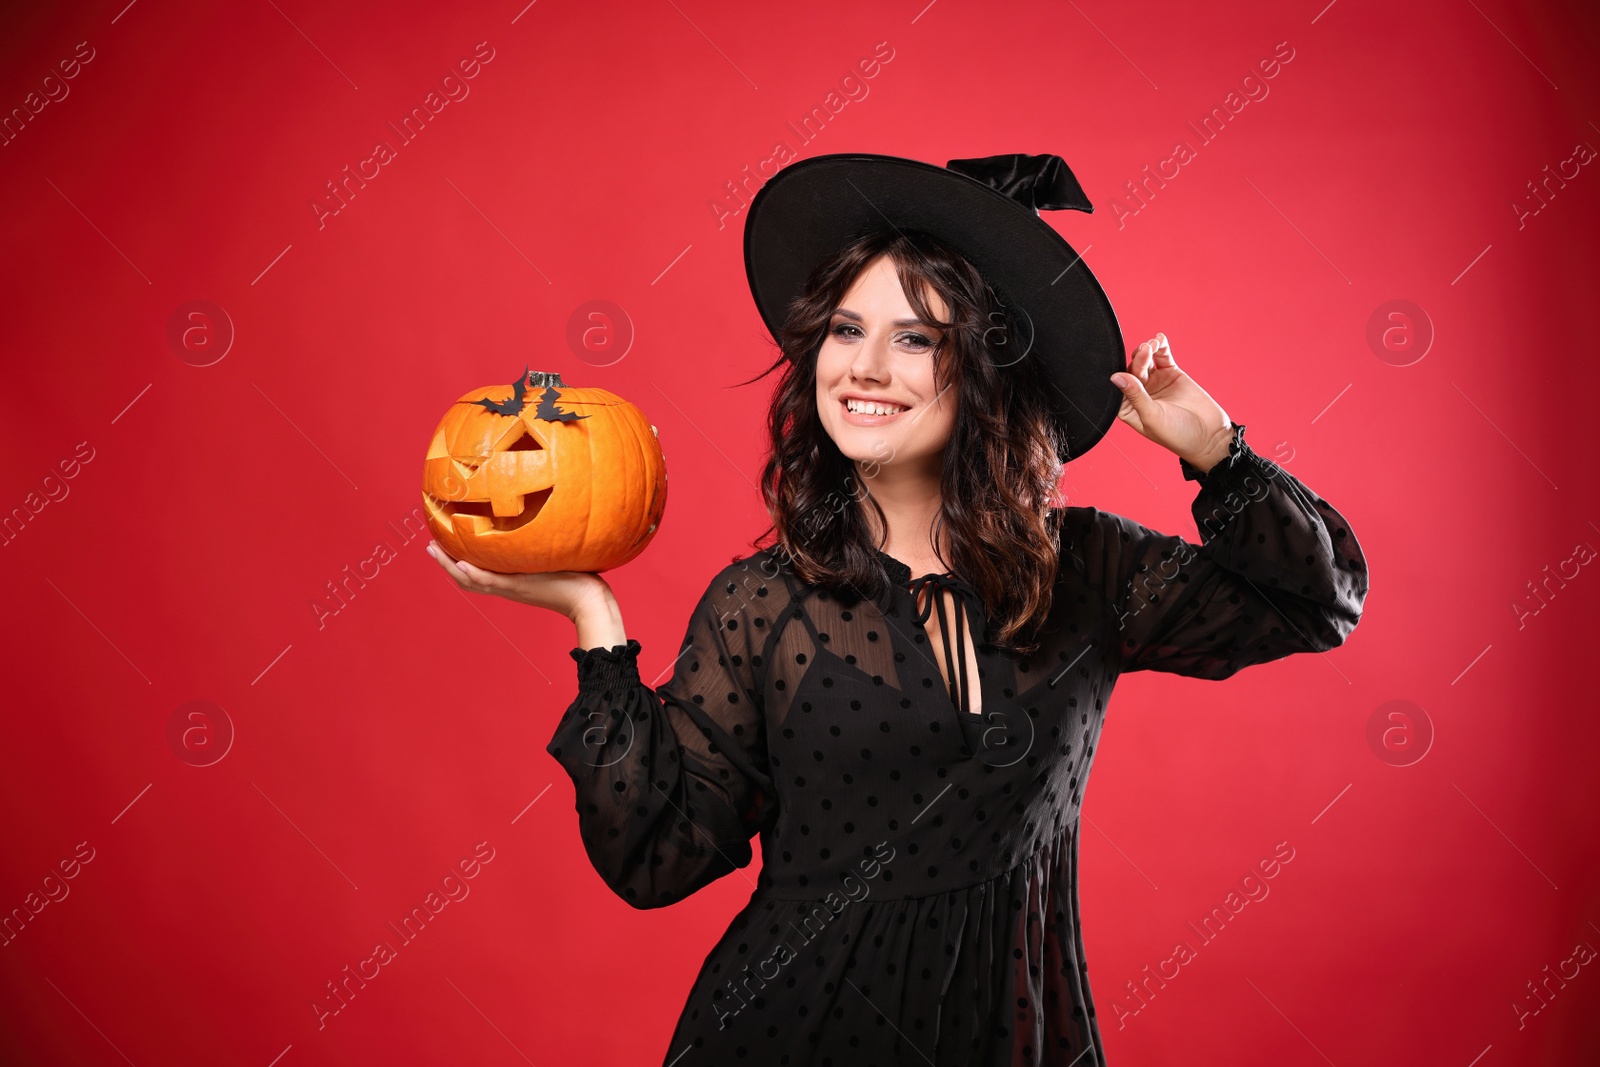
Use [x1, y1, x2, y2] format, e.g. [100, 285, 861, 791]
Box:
[827, 321, 937, 350]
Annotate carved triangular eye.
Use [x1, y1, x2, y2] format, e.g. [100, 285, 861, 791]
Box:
[507, 429, 544, 451]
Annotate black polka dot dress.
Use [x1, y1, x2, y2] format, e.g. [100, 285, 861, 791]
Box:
[546, 423, 1368, 1066]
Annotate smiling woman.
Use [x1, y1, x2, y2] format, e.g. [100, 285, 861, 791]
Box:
[431, 151, 1368, 1066]
[754, 226, 1071, 658]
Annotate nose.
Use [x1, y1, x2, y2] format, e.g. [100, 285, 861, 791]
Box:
[848, 330, 892, 384]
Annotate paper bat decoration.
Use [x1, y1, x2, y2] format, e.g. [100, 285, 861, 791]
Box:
[533, 386, 587, 423]
[462, 367, 589, 422]
[466, 365, 531, 416]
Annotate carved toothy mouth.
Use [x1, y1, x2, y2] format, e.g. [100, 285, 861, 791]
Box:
[426, 426, 553, 532]
[437, 487, 553, 532]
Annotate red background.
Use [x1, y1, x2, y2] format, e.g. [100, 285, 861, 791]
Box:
[3, 0, 1598, 1063]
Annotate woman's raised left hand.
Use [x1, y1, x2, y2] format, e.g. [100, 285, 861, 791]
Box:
[1109, 332, 1235, 473]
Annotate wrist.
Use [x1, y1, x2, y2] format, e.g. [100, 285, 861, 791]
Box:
[1181, 433, 1233, 475]
[1179, 422, 1248, 481]
[570, 589, 626, 650]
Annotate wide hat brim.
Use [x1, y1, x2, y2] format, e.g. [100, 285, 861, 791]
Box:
[743, 152, 1124, 461]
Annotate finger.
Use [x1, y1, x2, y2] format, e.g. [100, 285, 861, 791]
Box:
[1109, 370, 1157, 427]
[1152, 332, 1176, 369]
[427, 541, 482, 590]
[426, 540, 463, 579]
[1131, 341, 1153, 380]
[452, 557, 502, 590]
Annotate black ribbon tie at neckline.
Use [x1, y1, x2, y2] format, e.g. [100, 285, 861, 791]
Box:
[906, 571, 981, 717]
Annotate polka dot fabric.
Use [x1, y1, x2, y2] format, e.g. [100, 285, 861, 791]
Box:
[546, 423, 1368, 1066]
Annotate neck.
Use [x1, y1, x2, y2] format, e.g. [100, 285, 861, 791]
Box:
[856, 457, 947, 568]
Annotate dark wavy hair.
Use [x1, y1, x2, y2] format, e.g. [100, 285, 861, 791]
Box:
[737, 228, 1068, 655]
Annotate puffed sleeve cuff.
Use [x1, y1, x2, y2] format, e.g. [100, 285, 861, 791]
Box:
[570, 638, 643, 691]
[1180, 422, 1273, 489]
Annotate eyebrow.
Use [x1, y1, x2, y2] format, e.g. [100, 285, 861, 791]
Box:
[830, 308, 940, 330]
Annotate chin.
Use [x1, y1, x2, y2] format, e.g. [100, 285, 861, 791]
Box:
[825, 423, 886, 456]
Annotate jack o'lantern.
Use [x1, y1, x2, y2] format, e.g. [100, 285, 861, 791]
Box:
[421, 368, 667, 573]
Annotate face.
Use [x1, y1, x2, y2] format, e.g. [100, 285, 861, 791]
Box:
[815, 254, 958, 478]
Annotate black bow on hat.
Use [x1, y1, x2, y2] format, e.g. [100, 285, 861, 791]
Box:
[944, 153, 1094, 214]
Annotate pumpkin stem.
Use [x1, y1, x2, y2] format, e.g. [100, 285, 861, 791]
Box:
[526, 371, 565, 389]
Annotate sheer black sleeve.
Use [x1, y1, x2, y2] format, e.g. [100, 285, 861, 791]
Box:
[1065, 422, 1369, 678]
[545, 555, 790, 909]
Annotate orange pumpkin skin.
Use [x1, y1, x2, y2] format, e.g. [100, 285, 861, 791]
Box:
[421, 371, 667, 573]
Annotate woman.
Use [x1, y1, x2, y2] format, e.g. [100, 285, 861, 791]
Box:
[427, 153, 1369, 1065]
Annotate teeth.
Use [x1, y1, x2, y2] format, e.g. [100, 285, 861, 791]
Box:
[845, 399, 906, 415]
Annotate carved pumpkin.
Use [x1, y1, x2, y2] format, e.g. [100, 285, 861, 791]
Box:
[421, 368, 667, 573]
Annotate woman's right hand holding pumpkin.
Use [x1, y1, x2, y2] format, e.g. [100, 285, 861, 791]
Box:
[426, 541, 627, 648]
